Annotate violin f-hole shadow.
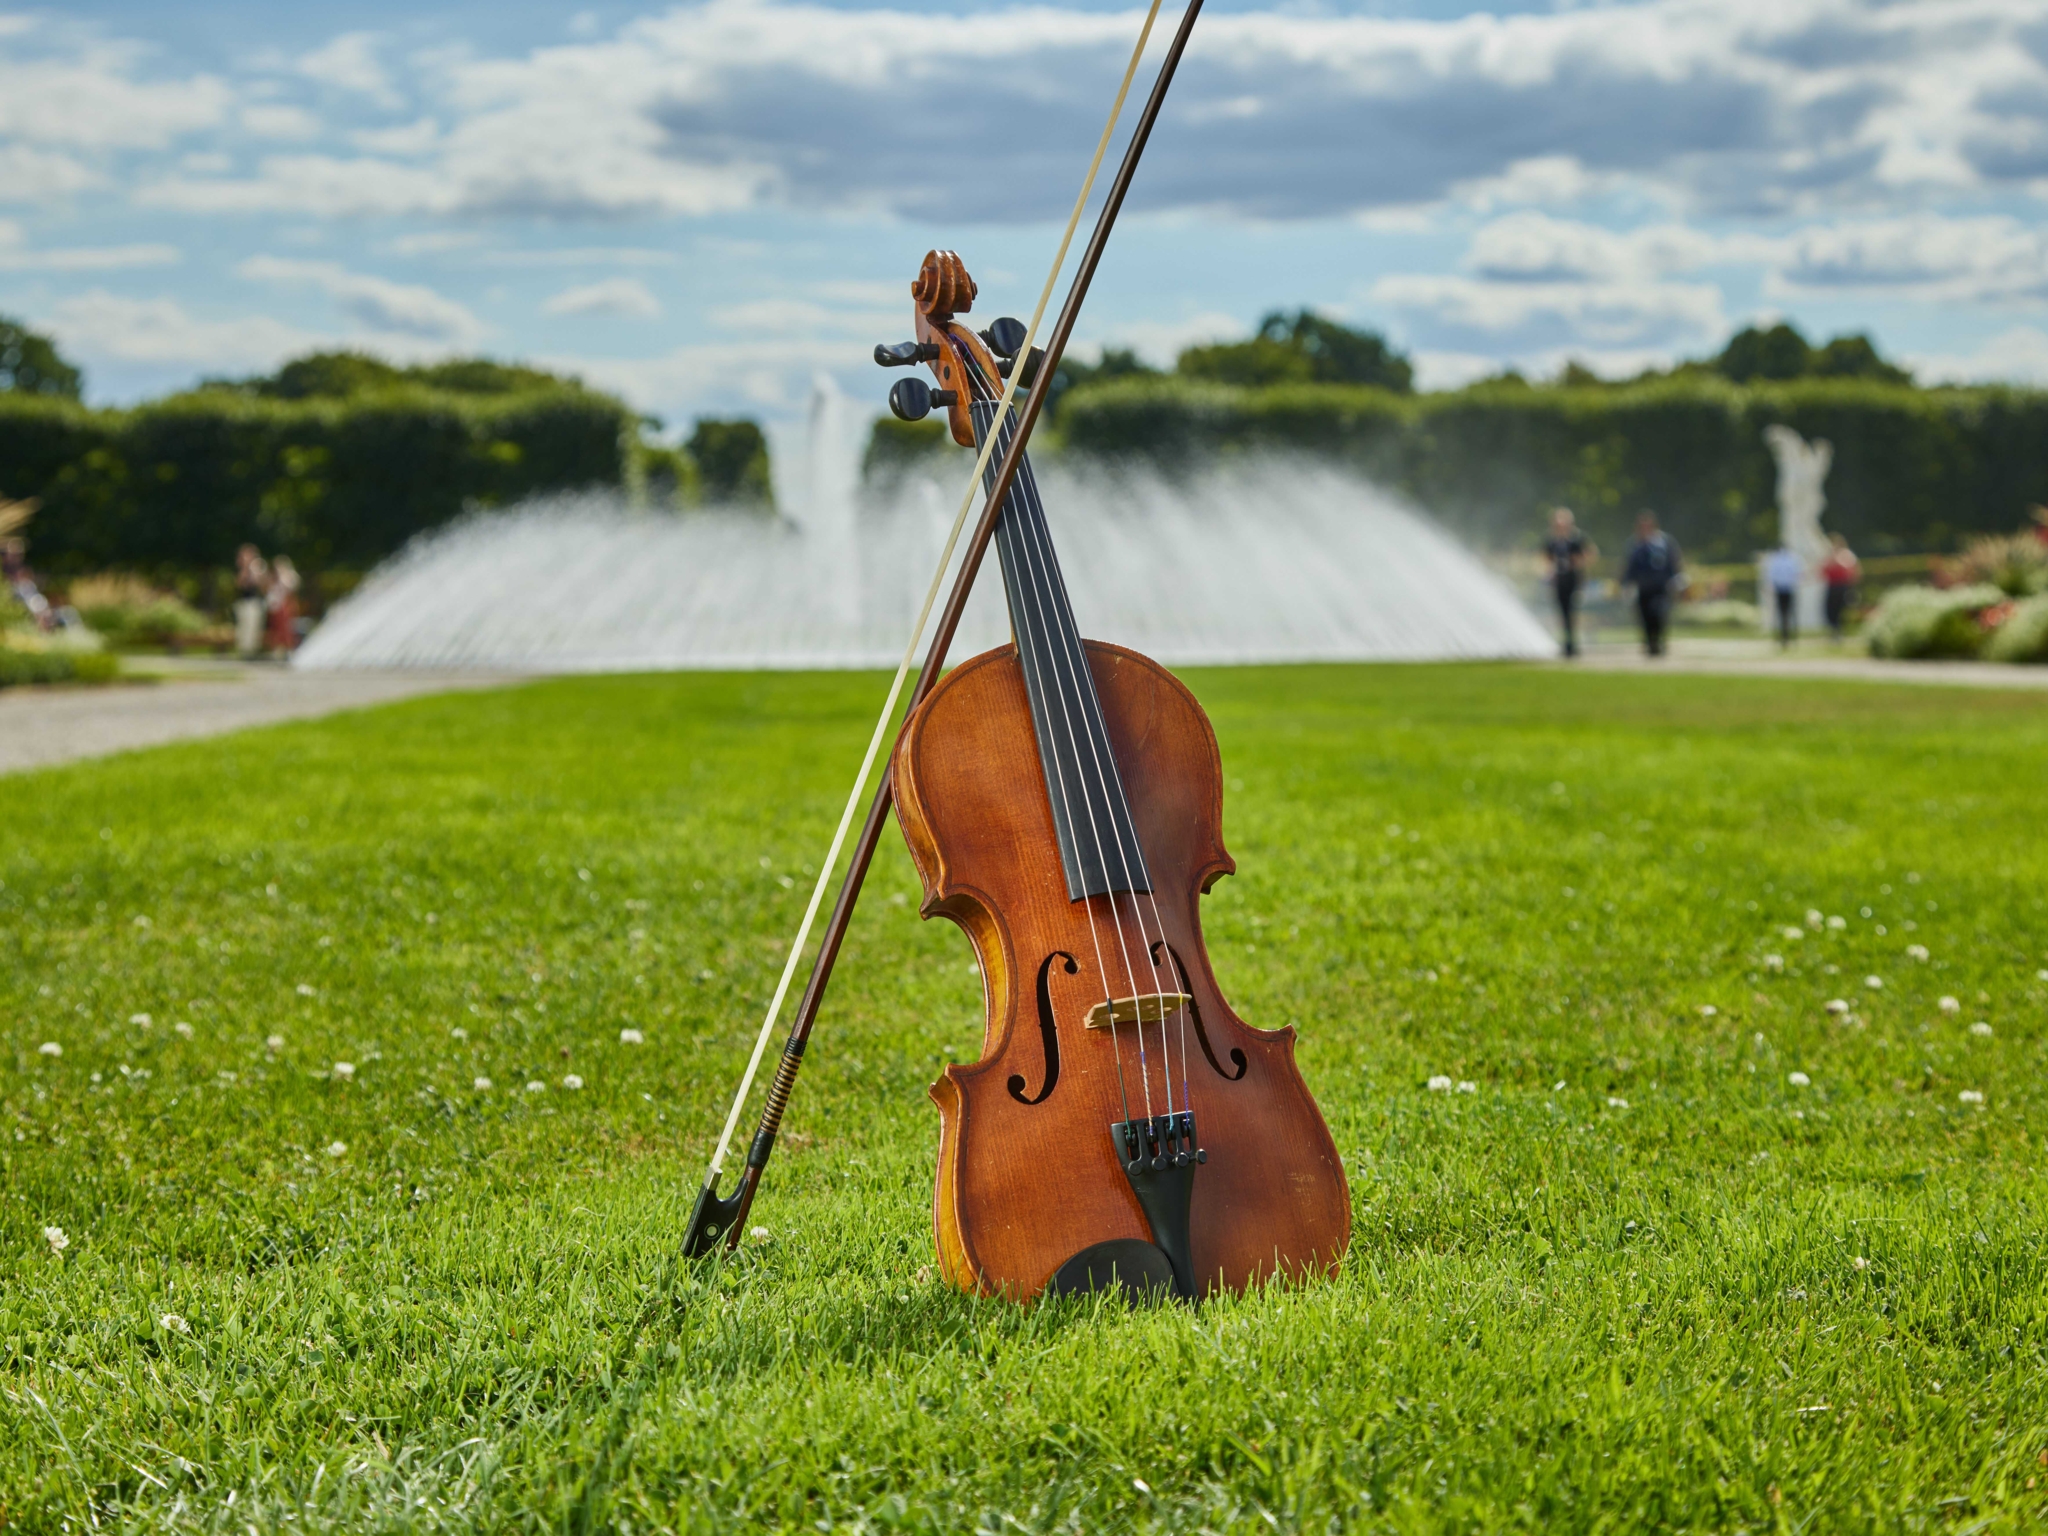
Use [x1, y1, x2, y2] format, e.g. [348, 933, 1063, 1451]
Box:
[1152, 940, 1246, 1080]
[1009, 950, 1076, 1105]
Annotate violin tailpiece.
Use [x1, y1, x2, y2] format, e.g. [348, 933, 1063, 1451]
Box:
[1114, 1112, 1206, 1300]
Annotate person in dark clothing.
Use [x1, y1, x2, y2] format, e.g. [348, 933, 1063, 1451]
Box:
[1619, 512, 1683, 657]
[1542, 506, 1596, 657]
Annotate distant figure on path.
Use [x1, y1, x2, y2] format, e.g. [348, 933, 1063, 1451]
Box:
[1620, 512, 1683, 657]
[1819, 534, 1860, 641]
[234, 544, 269, 659]
[3, 535, 53, 631]
[1542, 506, 1596, 658]
[265, 555, 302, 657]
[1765, 544, 1802, 649]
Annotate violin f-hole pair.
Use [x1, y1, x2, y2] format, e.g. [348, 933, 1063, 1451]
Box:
[883, 251, 1351, 1301]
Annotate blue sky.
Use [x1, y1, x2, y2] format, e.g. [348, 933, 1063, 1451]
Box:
[8, 0, 2048, 435]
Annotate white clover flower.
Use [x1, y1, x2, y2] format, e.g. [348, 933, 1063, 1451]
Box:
[749, 1226, 771, 1241]
[1699, 1004, 1718, 1017]
[331, 1062, 355, 1081]
[1958, 1090, 1985, 1105]
[130, 1013, 151, 1026]
[1426, 1075, 1453, 1092]
[160, 1313, 189, 1334]
[1970, 1022, 1993, 1037]
[1938, 996, 1961, 1014]
[525, 1080, 545, 1093]
[562, 1074, 583, 1090]
[474, 1076, 492, 1091]
[1606, 1097, 1629, 1109]
[1764, 955, 1784, 971]
[1783, 927, 1805, 941]
[1825, 999, 1849, 1015]
[1826, 915, 1846, 931]
[1907, 945, 1929, 961]
[1864, 976, 1884, 990]
[619, 1028, 644, 1045]
[2037, 969, 2048, 982]
[43, 1226, 68, 1255]
[38, 1041, 61, 1057]
[451, 1027, 467, 1040]
[295, 984, 315, 997]
[326, 1141, 347, 1157]
[173, 1021, 194, 1038]
[265, 1034, 284, 1052]
[1788, 1071, 1811, 1088]
[1805, 910, 1822, 927]
[1456, 1081, 1477, 1094]
[1852, 1256, 1869, 1271]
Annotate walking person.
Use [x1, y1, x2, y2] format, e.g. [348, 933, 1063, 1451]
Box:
[1765, 543, 1802, 649]
[234, 544, 269, 659]
[1620, 512, 1683, 657]
[1820, 533, 1859, 641]
[264, 554, 301, 658]
[1542, 506, 1596, 658]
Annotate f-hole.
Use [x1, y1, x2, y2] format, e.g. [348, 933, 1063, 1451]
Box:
[1009, 950, 1075, 1105]
[1153, 940, 1247, 1081]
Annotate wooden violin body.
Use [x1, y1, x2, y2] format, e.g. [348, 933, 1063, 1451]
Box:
[894, 638, 1351, 1299]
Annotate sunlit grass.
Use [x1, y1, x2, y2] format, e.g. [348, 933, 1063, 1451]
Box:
[5, 665, 2047, 1533]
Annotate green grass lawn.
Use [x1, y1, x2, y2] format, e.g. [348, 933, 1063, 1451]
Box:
[5, 665, 2047, 1534]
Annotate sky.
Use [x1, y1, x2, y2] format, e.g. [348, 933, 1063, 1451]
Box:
[8, 0, 2048, 437]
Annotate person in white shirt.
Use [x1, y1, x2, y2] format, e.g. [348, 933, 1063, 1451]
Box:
[1765, 545, 1802, 649]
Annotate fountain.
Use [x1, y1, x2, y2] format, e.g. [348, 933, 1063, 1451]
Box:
[296, 385, 1551, 672]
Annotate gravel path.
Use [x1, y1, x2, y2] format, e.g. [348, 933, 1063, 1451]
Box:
[6, 642, 2041, 778]
[1565, 638, 2048, 689]
[0, 664, 528, 776]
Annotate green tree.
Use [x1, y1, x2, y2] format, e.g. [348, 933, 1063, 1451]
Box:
[1812, 333, 1912, 385]
[0, 316, 82, 399]
[1178, 311, 1412, 392]
[1713, 323, 1815, 383]
[687, 418, 774, 508]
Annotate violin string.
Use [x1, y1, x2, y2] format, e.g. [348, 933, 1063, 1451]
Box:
[696, 0, 1167, 1190]
[968, 383, 1133, 1126]
[1004, 439, 1179, 1123]
[1059, 509, 1197, 1117]
[989, 393, 1158, 1123]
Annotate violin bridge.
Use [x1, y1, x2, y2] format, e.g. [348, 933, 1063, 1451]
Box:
[1083, 992, 1191, 1031]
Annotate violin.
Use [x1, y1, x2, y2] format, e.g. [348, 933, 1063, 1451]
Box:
[881, 252, 1350, 1299]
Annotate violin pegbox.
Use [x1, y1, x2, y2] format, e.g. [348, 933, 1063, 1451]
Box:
[873, 249, 1006, 448]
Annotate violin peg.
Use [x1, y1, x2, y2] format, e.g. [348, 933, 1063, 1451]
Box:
[874, 341, 940, 368]
[981, 317, 1028, 359]
[888, 378, 958, 422]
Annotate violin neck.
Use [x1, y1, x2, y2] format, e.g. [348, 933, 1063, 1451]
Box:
[972, 400, 1152, 903]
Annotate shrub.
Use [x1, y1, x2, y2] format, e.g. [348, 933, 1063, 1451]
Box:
[0, 384, 636, 575]
[1983, 593, 2048, 663]
[1051, 375, 2048, 562]
[66, 573, 210, 647]
[1939, 533, 2048, 596]
[1863, 584, 2007, 659]
[0, 634, 118, 687]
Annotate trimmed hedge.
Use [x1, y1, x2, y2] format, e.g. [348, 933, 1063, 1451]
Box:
[0, 385, 635, 573]
[1055, 376, 2048, 561]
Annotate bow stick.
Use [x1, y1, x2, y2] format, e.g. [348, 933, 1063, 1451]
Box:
[684, 0, 1207, 1257]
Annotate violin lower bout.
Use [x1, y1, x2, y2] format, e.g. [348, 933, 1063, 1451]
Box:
[893, 640, 1351, 1299]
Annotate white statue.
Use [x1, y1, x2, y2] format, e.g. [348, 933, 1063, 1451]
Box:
[1764, 424, 1833, 566]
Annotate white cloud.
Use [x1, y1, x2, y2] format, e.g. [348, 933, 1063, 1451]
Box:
[298, 32, 400, 107]
[542, 277, 664, 319]
[240, 104, 322, 140]
[104, 0, 2048, 224]
[43, 290, 318, 371]
[1374, 271, 1726, 353]
[237, 255, 485, 344]
[1909, 325, 2048, 386]
[351, 118, 440, 156]
[0, 26, 230, 150]
[0, 221, 177, 271]
[1770, 216, 2048, 304]
[0, 144, 97, 202]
